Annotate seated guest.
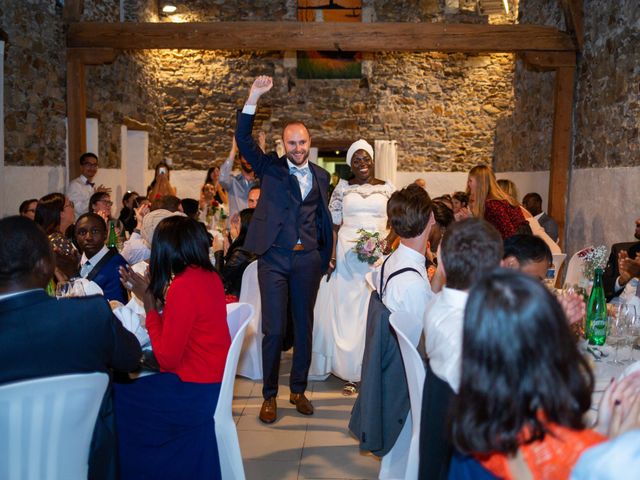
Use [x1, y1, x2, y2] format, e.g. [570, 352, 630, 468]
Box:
[451, 191, 469, 220]
[498, 181, 560, 253]
[501, 234, 585, 326]
[379, 184, 435, 319]
[34, 192, 79, 281]
[182, 197, 215, 247]
[116, 216, 231, 480]
[89, 191, 125, 241]
[426, 200, 454, 280]
[120, 207, 185, 265]
[466, 165, 529, 239]
[450, 270, 640, 479]
[75, 213, 129, 304]
[419, 220, 502, 480]
[222, 208, 257, 297]
[151, 194, 182, 212]
[19, 198, 38, 220]
[523, 191, 559, 241]
[501, 233, 553, 281]
[603, 216, 640, 301]
[0, 216, 142, 480]
[118, 191, 139, 235]
[424, 218, 503, 393]
[247, 184, 261, 208]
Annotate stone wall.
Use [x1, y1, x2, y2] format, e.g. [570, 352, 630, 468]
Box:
[499, 0, 640, 171]
[149, 0, 517, 172]
[2, 0, 524, 174]
[573, 0, 639, 168]
[1, 1, 66, 166]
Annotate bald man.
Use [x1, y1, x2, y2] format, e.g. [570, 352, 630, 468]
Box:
[235, 76, 333, 424]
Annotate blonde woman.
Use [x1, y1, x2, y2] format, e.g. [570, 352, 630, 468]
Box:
[466, 165, 528, 239]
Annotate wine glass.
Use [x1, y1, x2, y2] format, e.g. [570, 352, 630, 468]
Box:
[55, 281, 72, 299]
[619, 304, 637, 364]
[606, 306, 628, 365]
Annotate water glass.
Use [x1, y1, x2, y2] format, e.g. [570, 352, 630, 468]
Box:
[620, 304, 638, 364]
[606, 309, 626, 364]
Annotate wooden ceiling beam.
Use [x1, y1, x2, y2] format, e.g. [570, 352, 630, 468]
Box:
[67, 21, 576, 53]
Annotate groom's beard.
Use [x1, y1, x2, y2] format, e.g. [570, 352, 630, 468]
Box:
[286, 149, 310, 166]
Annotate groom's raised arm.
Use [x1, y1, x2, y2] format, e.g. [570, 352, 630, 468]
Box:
[235, 76, 274, 178]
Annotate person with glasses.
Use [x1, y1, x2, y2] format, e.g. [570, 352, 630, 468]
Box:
[90, 192, 125, 243]
[66, 152, 111, 218]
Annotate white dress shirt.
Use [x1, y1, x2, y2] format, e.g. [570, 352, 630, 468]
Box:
[66, 174, 95, 218]
[80, 245, 110, 278]
[379, 243, 434, 321]
[120, 232, 150, 265]
[423, 287, 469, 393]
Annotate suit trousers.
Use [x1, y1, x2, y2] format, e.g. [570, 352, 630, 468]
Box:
[258, 246, 323, 399]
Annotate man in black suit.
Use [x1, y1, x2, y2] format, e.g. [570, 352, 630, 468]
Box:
[0, 216, 142, 480]
[603, 217, 640, 300]
[235, 76, 333, 424]
[523, 192, 559, 242]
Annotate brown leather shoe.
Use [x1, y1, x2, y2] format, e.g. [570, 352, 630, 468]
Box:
[259, 397, 277, 424]
[289, 393, 314, 415]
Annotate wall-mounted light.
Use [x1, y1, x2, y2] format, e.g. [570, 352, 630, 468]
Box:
[161, 3, 177, 14]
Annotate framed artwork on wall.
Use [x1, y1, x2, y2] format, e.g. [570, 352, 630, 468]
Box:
[297, 0, 362, 79]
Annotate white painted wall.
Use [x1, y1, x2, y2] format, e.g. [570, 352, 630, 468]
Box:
[566, 166, 640, 258]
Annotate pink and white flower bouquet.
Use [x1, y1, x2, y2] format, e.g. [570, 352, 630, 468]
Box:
[353, 229, 387, 265]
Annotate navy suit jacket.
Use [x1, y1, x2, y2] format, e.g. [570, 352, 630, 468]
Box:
[0, 290, 142, 480]
[89, 251, 129, 304]
[603, 241, 640, 300]
[235, 112, 333, 271]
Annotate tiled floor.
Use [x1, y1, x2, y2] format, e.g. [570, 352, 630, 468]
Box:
[232, 353, 380, 480]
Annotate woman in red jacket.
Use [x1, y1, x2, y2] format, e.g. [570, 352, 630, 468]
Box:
[116, 216, 230, 480]
[466, 164, 529, 239]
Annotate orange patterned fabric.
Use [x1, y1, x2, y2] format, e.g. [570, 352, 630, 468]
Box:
[478, 424, 606, 480]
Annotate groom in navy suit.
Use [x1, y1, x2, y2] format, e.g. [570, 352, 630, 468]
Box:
[236, 76, 333, 423]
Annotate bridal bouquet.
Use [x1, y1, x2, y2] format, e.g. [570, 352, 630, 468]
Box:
[578, 245, 608, 281]
[353, 229, 387, 265]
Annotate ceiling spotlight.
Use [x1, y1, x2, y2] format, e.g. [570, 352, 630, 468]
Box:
[161, 4, 177, 14]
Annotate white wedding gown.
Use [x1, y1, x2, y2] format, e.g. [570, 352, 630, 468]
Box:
[310, 179, 395, 382]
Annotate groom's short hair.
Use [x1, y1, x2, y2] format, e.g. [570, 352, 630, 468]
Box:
[387, 185, 432, 239]
[440, 218, 502, 290]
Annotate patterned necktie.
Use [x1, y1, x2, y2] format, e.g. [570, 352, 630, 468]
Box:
[289, 165, 311, 200]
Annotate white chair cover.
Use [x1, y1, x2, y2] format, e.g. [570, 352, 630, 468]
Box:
[552, 253, 567, 285]
[564, 246, 593, 287]
[380, 311, 425, 480]
[0, 372, 109, 480]
[214, 302, 254, 480]
[236, 261, 263, 380]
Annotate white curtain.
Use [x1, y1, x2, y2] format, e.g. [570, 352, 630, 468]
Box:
[374, 140, 397, 186]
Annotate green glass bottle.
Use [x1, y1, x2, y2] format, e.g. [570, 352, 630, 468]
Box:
[107, 221, 119, 250]
[586, 267, 607, 345]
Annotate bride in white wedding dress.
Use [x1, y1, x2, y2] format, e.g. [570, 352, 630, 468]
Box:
[310, 140, 395, 393]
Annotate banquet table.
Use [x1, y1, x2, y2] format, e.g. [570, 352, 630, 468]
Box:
[582, 341, 640, 422]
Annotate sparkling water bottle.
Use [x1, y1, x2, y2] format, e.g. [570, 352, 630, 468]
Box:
[586, 268, 607, 345]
